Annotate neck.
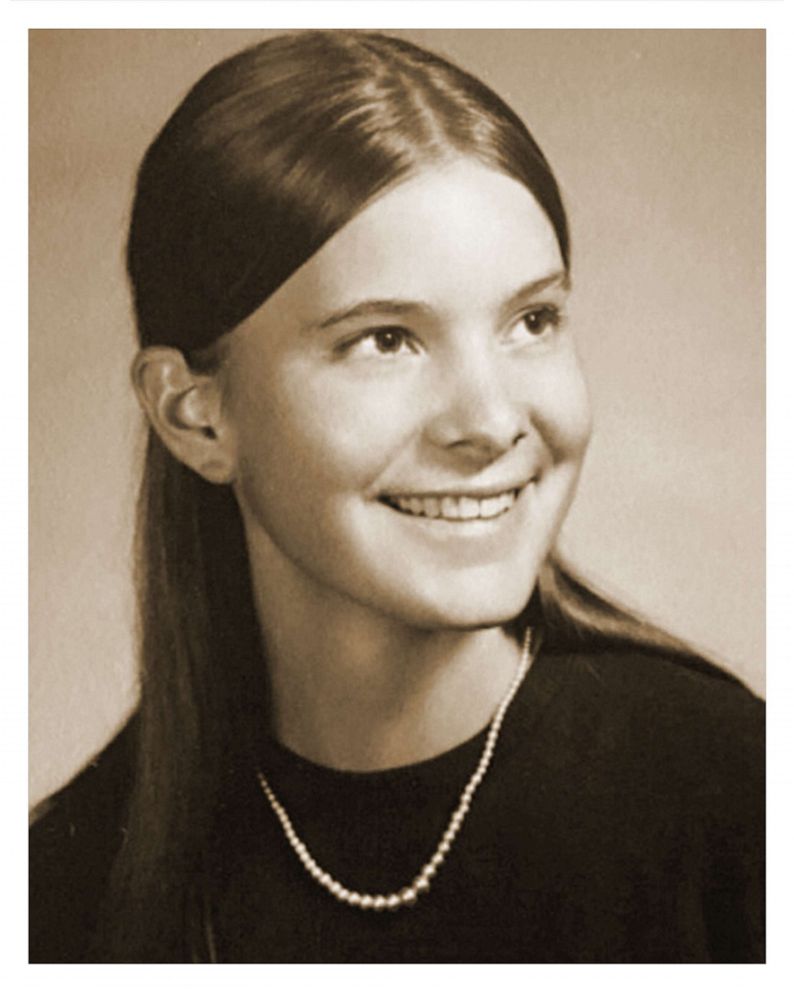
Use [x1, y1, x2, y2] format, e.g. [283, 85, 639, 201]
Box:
[246, 552, 523, 773]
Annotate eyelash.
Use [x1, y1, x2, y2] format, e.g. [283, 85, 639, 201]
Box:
[335, 304, 565, 359]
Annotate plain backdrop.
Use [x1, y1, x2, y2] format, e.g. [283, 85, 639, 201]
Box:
[29, 28, 765, 808]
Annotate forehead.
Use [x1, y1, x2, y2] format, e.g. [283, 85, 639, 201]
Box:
[263, 158, 563, 324]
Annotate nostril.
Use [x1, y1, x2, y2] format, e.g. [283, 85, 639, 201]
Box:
[445, 422, 527, 460]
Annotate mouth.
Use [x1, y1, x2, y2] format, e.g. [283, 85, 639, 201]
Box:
[379, 483, 532, 522]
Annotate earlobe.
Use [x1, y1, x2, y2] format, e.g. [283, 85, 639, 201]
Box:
[131, 346, 237, 484]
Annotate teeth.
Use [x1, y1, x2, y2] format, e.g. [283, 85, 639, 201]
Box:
[441, 496, 459, 519]
[459, 497, 479, 520]
[390, 490, 520, 521]
[424, 497, 440, 518]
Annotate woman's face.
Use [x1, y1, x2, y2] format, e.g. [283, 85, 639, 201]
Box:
[218, 158, 591, 629]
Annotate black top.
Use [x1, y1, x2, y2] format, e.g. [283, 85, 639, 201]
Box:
[29, 644, 764, 963]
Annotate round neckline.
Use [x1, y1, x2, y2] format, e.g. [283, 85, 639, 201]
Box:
[261, 702, 491, 785]
[257, 633, 568, 791]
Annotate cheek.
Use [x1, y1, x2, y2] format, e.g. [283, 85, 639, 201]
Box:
[230, 361, 423, 513]
[527, 350, 592, 463]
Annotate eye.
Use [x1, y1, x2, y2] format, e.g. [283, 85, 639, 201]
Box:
[370, 327, 410, 354]
[519, 304, 562, 338]
[337, 326, 418, 359]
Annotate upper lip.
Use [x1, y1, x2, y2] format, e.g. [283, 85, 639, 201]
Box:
[380, 478, 536, 500]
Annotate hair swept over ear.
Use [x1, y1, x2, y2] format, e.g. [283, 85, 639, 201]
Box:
[131, 346, 237, 485]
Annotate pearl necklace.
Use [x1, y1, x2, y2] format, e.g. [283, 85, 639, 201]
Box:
[255, 627, 533, 912]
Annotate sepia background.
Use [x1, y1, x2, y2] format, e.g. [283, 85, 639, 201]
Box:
[29, 29, 765, 808]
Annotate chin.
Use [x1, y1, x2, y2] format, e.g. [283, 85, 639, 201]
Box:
[377, 569, 537, 632]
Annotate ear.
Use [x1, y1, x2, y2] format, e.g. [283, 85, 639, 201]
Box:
[131, 346, 237, 484]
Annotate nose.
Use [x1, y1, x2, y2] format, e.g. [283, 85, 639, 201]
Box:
[424, 350, 528, 464]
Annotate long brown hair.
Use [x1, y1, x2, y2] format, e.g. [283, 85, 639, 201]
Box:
[99, 30, 716, 961]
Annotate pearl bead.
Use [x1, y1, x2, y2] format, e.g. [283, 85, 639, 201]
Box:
[399, 887, 418, 904]
[386, 894, 401, 910]
[372, 896, 388, 911]
[348, 893, 363, 907]
[360, 895, 374, 909]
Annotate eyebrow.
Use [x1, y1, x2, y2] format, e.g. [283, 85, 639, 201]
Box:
[308, 269, 570, 333]
[312, 298, 433, 332]
[500, 271, 571, 316]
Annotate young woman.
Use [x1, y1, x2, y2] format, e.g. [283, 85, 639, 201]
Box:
[29, 30, 764, 963]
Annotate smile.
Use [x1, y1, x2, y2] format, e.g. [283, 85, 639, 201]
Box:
[380, 487, 527, 522]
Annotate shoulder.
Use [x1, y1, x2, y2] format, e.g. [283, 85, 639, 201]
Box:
[561, 644, 764, 752]
[557, 644, 764, 817]
[567, 642, 762, 707]
[517, 643, 765, 961]
[29, 716, 137, 962]
[566, 645, 764, 742]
